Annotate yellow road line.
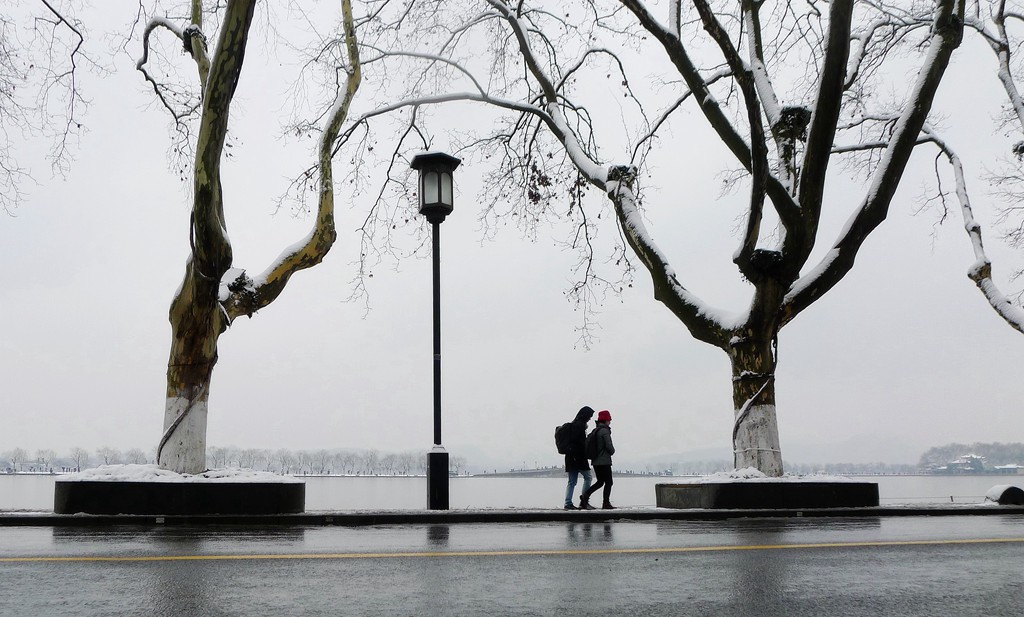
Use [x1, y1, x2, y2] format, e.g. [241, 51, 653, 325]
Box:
[2, 537, 1023, 563]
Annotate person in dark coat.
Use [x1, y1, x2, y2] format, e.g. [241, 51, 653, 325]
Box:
[581, 409, 615, 510]
[563, 406, 595, 510]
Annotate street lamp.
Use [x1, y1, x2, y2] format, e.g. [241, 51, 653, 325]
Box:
[411, 151, 461, 510]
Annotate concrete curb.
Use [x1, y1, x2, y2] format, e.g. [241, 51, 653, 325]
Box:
[2, 505, 1023, 527]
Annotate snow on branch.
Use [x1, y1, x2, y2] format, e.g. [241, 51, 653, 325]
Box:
[136, 17, 188, 124]
[222, 0, 363, 322]
[610, 174, 741, 346]
[921, 127, 1024, 334]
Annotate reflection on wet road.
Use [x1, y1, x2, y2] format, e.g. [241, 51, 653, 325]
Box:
[2, 516, 1022, 616]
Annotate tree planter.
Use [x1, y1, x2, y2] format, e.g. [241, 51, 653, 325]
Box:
[53, 465, 304, 515]
[656, 480, 879, 510]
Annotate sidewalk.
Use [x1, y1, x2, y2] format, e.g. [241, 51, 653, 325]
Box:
[2, 504, 1023, 527]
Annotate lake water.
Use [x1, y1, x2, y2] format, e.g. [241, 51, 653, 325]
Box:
[2, 474, 1020, 512]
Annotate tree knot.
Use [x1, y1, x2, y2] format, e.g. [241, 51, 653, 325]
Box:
[1012, 141, 1024, 161]
[607, 165, 637, 189]
[182, 24, 207, 57]
[774, 106, 812, 142]
[742, 248, 786, 284]
[224, 270, 259, 317]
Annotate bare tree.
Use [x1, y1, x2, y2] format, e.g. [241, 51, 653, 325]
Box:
[133, 0, 363, 474]
[396, 451, 416, 475]
[96, 446, 121, 465]
[341, 0, 965, 475]
[4, 448, 28, 471]
[380, 452, 397, 475]
[1, 0, 97, 214]
[260, 450, 275, 472]
[337, 451, 357, 475]
[238, 448, 261, 469]
[124, 448, 148, 464]
[35, 448, 57, 471]
[274, 448, 296, 474]
[448, 455, 466, 476]
[361, 449, 379, 475]
[294, 450, 313, 475]
[206, 446, 228, 468]
[313, 449, 333, 474]
[69, 446, 89, 471]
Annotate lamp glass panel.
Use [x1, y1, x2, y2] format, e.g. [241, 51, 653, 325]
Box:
[440, 173, 453, 206]
[422, 171, 440, 205]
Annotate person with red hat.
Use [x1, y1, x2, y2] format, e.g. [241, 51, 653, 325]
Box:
[580, 409, 615, 510]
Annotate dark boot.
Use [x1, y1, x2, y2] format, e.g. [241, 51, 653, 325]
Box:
[580, 496, 596, 510]
[602, 502, 615, 510]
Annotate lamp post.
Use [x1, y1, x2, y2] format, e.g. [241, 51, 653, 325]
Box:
[411, 151, 461, 511]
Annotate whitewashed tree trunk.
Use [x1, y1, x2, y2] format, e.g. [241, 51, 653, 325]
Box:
[729, 337, 783, 475]
[160, 397, 209, 473]
[733, 405, 782, 475]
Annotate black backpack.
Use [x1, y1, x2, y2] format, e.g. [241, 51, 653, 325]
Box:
[554, 422, 573, 454]
[585, 428, 602, 460]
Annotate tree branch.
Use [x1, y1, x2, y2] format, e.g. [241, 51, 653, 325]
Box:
[796, 0, 854, 262]
[923, 127, 1024, 333]
[224, 0, 362, 321]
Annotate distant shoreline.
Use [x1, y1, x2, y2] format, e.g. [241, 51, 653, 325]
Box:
[5, 470, 1023, 479]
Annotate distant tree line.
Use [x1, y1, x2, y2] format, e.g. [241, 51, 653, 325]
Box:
[784, 462, 919, 475]
[0, 447, 113, 473]
[655, 460, 735, 475]
[7, 442, 1021, 476]
[918, 443, 1024, 468]
[205, 446, 468, 476]
[658, 459, 930, 476]
[1, 446, 468, 476]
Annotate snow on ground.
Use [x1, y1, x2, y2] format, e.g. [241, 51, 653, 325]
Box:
[693, 468, 860, 483]
[60, 464, 303, 483]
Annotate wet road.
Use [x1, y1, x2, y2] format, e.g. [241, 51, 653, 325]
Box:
[2, 515, 1022, 616]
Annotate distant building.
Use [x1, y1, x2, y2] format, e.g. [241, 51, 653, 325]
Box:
[928, 455, 1024, 475]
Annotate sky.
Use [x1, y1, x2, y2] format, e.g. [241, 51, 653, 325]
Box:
[1, 2, 1021, 473]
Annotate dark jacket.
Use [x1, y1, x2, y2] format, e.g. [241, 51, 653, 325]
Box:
[565, 408, 593, 472]
[590, 422, 614, 466]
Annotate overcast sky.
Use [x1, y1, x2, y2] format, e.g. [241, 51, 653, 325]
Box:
[1, 2, 1021, 472]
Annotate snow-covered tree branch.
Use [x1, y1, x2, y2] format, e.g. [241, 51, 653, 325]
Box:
[919, 128, 1024, 333]
[923, 0, 1024, 335]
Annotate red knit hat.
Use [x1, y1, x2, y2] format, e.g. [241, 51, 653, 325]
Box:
[597, 410, 612, 422]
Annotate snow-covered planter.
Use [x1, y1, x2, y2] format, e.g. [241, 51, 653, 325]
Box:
[62, 464, 302, 483]
[54, 464, 305, 515]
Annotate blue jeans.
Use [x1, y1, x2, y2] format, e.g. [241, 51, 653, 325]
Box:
[565, 469, 593, 506]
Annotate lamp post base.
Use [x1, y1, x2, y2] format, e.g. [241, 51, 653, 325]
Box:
[427, 447, 449, 510]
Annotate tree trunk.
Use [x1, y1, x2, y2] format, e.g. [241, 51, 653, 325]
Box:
[158, 259, 227, 474]
[729, 334, 783, 476]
